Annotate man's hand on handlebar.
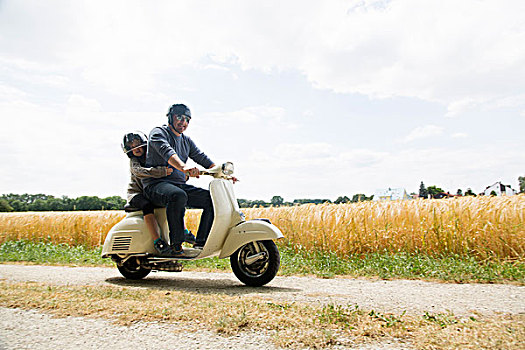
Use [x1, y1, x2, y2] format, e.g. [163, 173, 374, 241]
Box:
[185, 167, 200, 178]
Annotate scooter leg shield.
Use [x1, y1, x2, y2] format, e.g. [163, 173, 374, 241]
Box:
[218, 220, 284, 259]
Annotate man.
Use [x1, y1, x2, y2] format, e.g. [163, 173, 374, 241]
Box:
[143, 103, 215, 257]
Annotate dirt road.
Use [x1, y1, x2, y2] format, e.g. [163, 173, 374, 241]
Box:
[1, 264, 523, 315]
[1, 264, 524, 349]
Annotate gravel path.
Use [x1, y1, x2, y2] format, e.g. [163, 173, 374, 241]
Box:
[1, 264, 524, 349]
[1, 264, 523, 316]
[0, 307, 281, 350]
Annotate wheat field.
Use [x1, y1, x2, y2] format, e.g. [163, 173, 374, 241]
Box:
[245, 195, 525, 260]
[1, 195, 524, 260]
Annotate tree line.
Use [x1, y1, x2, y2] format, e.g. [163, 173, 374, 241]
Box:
[419, 176, 525, 198]
[1, 176, 523, 212]
[0, 193, 126, 212]
[417, 182, 475, 198]
[240, 194, 375, 208]
[0, 193, 372, 212]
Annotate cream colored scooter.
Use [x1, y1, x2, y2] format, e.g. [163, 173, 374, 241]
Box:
[102, 162, 283, 286]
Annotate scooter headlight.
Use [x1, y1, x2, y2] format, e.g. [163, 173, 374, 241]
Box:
[222, 162, 234, 176]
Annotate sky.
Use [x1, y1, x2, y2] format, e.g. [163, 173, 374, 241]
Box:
[1, 0, 524, 202]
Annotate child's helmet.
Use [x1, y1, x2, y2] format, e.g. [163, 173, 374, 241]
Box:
[121, 131, 147, 157]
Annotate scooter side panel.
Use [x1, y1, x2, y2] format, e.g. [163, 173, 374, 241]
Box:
[218, 220, 284, 259]
[101, 213, 157, 257]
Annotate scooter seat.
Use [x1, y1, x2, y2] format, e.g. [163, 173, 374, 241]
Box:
[123, 203, 165, 213]
[124, 204, 141, 212]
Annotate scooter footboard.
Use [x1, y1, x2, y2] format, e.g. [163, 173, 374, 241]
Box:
[218, 220, 284, 258]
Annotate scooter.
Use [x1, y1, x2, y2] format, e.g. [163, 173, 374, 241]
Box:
[102, 162, 283, 287]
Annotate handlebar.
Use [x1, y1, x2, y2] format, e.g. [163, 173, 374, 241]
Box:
[188, 162, 235, 180]
[198, 169, 233, 180]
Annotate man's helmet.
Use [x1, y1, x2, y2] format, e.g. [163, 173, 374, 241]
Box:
[167, 104, 191, 124]
[121, 131, 147, 158]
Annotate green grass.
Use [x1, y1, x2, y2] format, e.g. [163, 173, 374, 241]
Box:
[0, 240, 111, 266]
[279, 245, 525, 283]
[1, 240, 523, 284]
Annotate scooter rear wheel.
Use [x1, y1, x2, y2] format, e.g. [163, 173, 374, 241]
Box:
[230, 240, 280, 287]
[117, 257, 152, 280]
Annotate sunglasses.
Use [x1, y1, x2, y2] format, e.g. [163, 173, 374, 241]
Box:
[175, 115, 191, 123]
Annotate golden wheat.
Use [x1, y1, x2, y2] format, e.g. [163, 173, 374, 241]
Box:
[246, 195, 525, 260]
[0, 211, 124, 247]
[1, 195, 524, 260]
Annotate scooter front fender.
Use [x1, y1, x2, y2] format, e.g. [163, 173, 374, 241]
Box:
[218, 220, 284, 259]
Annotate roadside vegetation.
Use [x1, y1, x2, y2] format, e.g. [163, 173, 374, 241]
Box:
[1, 195, 524, 260]
[1, 240, 523, 284]
[0, 280, 523, 349]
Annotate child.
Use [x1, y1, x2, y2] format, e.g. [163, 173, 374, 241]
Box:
[121, 131, 196, 256]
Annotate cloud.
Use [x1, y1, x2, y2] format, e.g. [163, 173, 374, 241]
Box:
[0, 92, 163, 197]
[204, 106, 285, 124]
[276, 143, 335, 161]
[451, 132, 468, 139]
[66, 94, 102, 113]
[0, 83, 27, 101]
[402, 125, 444, 143]
[232, 140, 525, 201]
[339, 149, 389, 167]
[2, 0, 523, 111]
[249, 143, 387, 171]
[201, 106, 300, 131]
[445, 99, 481, 118]
[1, 0, 523, 200]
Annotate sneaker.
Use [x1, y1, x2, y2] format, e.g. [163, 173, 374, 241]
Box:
[183, 229, 196, 244]
[171, 244, 202, 258]
[193, 243, 204, 250]
[170, 244, 187, 258]
[153, 238, 173, 257]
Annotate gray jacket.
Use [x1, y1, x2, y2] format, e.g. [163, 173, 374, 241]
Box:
[143, 125, 213, 188]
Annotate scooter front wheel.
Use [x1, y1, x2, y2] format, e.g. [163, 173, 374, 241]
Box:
[117, 257, 152, 280]
[230, 240, 280, 287]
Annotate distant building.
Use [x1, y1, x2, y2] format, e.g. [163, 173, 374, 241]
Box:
[483, 182, 517, 196]
[373, 188, 411, 201]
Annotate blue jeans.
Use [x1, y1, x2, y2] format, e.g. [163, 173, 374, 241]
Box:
[144, 182, 214, 246]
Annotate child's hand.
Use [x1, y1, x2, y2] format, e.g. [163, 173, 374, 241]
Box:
[166, 167, 173, 175]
